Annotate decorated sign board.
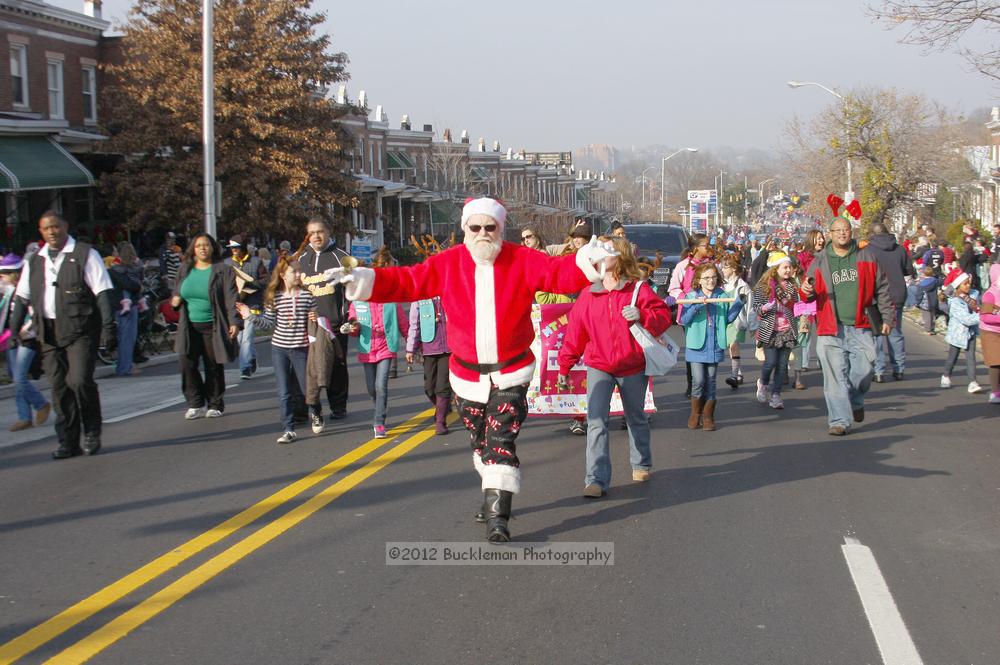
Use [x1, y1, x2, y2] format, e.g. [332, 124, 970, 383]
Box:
[688, 189, 717, 234]
[350, 238, 372, 261]
[526, 303, 656, 416]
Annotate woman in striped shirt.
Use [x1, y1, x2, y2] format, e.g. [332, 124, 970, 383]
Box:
[237, 256, 316, 444]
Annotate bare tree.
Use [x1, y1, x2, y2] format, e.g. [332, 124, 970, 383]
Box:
[869, 0, 1000, 84]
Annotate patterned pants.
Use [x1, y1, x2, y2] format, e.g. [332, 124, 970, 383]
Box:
[458, 383, 529, 492]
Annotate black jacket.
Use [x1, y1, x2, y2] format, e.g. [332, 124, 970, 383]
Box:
[867, 233, 914, 307]
[299, 240, 351, 327]
[173, 261, 239, 363]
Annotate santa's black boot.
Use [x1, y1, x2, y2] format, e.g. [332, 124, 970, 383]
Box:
[474, 496, 487, 523]
[483, 489, 513, 543]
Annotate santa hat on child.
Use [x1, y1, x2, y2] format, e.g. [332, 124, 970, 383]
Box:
[461, 197, 507, 233]
[943, 270, 970, 290]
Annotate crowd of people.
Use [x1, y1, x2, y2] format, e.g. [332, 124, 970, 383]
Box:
[2, 202, 999, 543]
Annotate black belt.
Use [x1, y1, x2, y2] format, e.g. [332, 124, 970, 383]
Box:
[453, 350, 531, 375]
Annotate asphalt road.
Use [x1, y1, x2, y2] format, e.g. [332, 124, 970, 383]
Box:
[1, 321, 998, 665]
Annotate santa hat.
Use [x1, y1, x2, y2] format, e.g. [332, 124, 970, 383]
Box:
[766, 251, 792, 268]
[461, 197, 506, 232]
[943, 270, 970, 290]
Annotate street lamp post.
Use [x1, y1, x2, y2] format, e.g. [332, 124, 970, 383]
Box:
[640, 166, 655, 209]
[787, 80, 853, 203]
[661, 147, 699, 222]
[757, 178, 776, 215]
[203, 0, 216, 237]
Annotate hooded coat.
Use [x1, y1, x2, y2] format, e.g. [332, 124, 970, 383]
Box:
[866, 233, 914, 307]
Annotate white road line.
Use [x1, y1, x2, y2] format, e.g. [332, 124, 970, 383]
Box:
[841, 537, 924, 665]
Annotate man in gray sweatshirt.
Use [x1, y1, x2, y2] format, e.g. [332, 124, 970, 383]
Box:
[866, 223, 915, 381]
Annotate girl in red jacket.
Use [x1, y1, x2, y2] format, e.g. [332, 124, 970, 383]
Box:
[557, 237, 673, 498]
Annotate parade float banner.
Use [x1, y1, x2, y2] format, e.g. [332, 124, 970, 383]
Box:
[526, 303, 656, 417]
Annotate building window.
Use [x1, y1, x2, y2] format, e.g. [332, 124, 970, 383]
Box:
[10, 45, 27, 107]
[47, 60, 64, 119]
[81, 66, 97, 122]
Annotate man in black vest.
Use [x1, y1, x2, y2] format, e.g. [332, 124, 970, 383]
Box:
[9, 211, 116, 459]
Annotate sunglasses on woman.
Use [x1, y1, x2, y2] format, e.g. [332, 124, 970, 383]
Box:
[468, 224, 497, 233]
[521, 234, 535, 241]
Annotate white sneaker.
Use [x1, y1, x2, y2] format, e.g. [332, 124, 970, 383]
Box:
[940, 375, 952, 388]
[205, 409, 223, 418]
[756, 379, 767, 403]
[768, 393, 784, 410]
[184, 407, 207, 420]
[276, 431, 298, 444]
[968, 381, 984, 394]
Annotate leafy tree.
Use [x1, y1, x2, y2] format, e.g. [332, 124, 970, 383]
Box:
[784, 87, 969, 232]
[100, 0, 359, 237]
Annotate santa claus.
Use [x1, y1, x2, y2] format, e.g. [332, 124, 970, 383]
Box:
[326, 197, 609, 542]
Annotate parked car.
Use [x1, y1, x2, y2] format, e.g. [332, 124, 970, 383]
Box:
[621, 223, 689, 291]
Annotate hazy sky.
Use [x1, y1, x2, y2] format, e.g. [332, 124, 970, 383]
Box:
[52, 0, 998, 153]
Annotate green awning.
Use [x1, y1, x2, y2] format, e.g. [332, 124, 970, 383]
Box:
[386, 151, 416, 170]
[0, 136, 95, 192]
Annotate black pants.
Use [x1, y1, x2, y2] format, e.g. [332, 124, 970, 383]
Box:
[423, 353, 452, 403]
[458, 383, 529, 468]
[179, 321, 225, 411]
[325, 332, 349, 414]
[41, 321, 102, 447]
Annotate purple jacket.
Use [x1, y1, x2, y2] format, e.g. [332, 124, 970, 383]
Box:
[406, 298, 449, 355]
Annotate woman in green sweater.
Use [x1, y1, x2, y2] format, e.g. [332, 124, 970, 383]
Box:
[171, 233, 238, 419]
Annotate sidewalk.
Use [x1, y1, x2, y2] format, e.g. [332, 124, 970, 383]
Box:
[1, 336, 271, 450]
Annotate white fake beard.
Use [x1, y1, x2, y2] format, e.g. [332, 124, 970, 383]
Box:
[466, 236, 502, 263]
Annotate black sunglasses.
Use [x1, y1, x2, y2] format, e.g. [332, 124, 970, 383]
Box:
[469, 224, 497, 233]
[521, 234, 535, 240]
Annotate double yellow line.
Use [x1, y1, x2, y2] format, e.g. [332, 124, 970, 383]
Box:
[1, 408, 445, 664]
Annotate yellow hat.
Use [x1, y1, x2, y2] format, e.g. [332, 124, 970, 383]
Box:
[766, 251, 792, 268]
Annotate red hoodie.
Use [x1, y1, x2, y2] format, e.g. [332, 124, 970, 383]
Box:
[558, 280, 673, 377]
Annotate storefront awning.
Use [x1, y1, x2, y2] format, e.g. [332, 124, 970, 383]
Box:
[0, 136, 95, 192]
[385, 151, 416, 170]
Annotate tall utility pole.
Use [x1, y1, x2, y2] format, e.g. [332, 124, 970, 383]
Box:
[787, 81, 853, 203]
[203, 0, 216, 237]
[660, 147, 699, 222]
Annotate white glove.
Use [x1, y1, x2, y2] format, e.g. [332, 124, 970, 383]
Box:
[575, 236, 619, 283]
[323, 266, 376, 301]
[621, 305, 640, 322]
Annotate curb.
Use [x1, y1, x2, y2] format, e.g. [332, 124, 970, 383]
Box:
[0, 335, 272, 401]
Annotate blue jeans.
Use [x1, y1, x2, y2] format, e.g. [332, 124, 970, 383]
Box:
[761, 346, 792, 394]
[690, 362, 718, 400]
[816, 325, 876, 429]
[363, 358, 392, 427]
[272, 345, 310, 432]
[115, 308, 138, 375]
[585, 367, 651, 490]
[238, 316, 257, 372]
[874, 308, 906, 375]
[7, 345, 48, 422]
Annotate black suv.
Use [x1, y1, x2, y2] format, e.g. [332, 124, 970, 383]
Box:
[621, 223, 688, 292]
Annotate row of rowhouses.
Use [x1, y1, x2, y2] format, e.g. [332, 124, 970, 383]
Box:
[332, 85, 618, 256]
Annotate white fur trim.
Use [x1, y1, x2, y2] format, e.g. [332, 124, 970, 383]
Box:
[343, 266, 375, 301]
[473, 453, 521, 494]
[575, 238, 602, 283]
[474, 263, 498, 364]
[461, 198, 507, 229]
[949, 271, 970, 289]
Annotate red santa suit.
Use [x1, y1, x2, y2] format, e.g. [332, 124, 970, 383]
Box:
[346, 241, 591, 493]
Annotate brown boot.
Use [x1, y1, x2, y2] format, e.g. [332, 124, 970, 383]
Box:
[687, 398, 703, 429]
[702, 400, 717, 431]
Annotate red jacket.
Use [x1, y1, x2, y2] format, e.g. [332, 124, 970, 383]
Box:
[558, 280, 673, 377]
[799, 243, 893, 335]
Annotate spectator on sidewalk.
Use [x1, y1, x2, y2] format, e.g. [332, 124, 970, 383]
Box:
[171, 233, 239, 420]
[922, 238, 946, 277]
[109, 242, 144, 377]
[800, 216, 893, 436]
[980, 264, 1000, 403]
[158, 231, 181, 289]
[867, 223, 915, 382]
[2, 254, 51, 432]
[9, 212, 115, 458]
[224, 234, 269, 380]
